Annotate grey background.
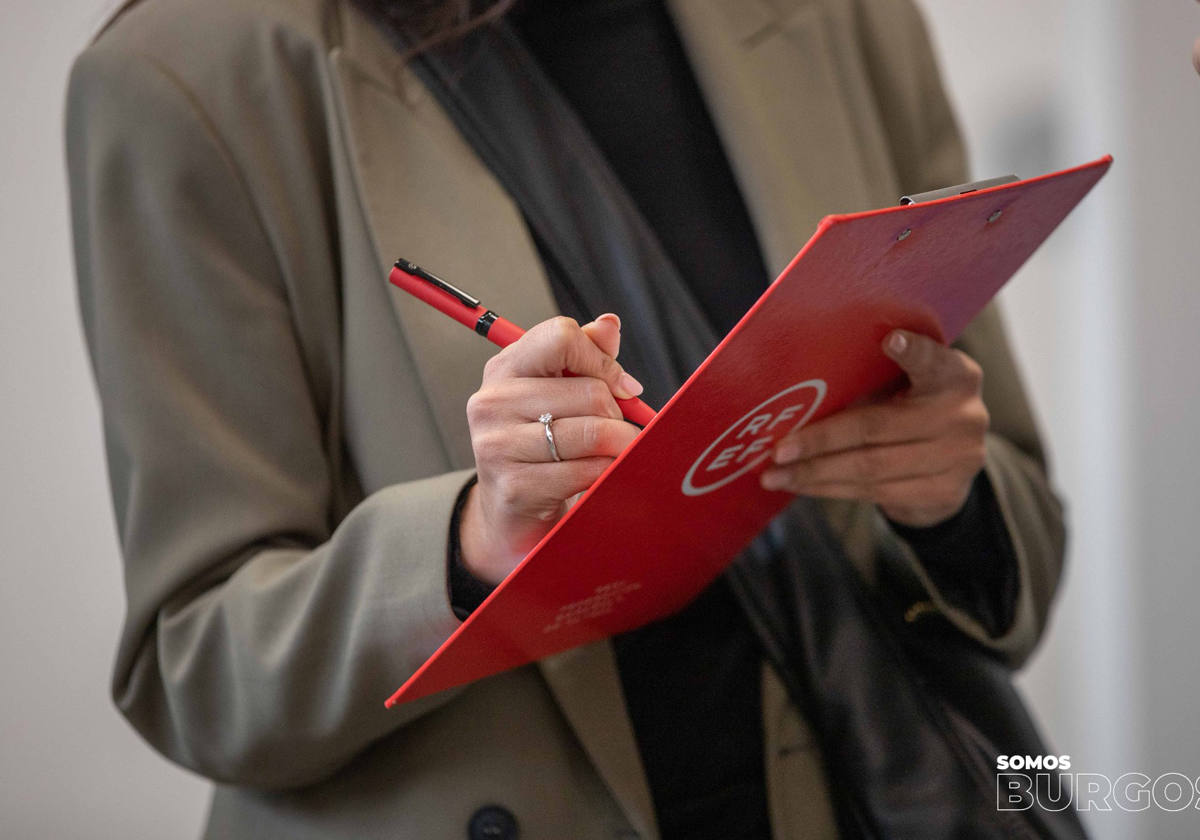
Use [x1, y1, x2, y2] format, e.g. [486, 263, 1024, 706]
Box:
[1, 0, 1197, 837]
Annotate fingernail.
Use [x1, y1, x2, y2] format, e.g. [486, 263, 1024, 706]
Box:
[617, 372, 644, 399]
[761, 470, 785, 491]
[887, 331, 909, 356]
[774, 441, 801, 463]
[597, 313, 621, 330]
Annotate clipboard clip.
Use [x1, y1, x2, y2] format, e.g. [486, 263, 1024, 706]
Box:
[899, 174, 1019, 206]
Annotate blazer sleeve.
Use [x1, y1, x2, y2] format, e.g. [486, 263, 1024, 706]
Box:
[67, 45, 467, 790]
[851, 0, 1067, 666]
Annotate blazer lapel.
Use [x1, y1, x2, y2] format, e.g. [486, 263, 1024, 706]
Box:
[540, 642, 662, 840]
[667, 0, 899, 275]
[330, 11, 661, 836]
[329, 21, 559, 471]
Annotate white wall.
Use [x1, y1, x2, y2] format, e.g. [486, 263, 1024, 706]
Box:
[2, 1, 1197, 838]
[918, 1, 1200, 838]
[0, 2, 211, 837]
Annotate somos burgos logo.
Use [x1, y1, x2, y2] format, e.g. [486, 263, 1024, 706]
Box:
[682, 380, 826, 497]
[997, 755, 1200, 813]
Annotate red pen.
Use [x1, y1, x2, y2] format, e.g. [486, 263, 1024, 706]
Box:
[390, 259, 657, 426]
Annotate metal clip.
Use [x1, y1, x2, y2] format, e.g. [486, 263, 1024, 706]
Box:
[899, 174, 1019, 206]
[394, 259, 480, 308]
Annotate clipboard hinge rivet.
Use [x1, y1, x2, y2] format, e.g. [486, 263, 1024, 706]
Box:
[987, 210, 1003, 224]
[897, 228, 912, 241]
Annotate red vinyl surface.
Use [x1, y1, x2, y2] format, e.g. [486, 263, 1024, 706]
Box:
[385, 156, 1112, 708]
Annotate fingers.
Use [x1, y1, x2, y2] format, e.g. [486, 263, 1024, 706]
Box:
[468, 376, 625, 425]
[483, 457, 617, 523]
[773, 395, 988, 465]
[882, 329, 983, 398]
[767, 469, 977, 522]
[496, 416, 640, 464]
[773, 400, 929, 463]
[485, 315, 643, 400]
[469, 376, 639, 467]
[581, 313, 621, 359]
[761, 438, 983, 493]
[762, 435, 984, 526]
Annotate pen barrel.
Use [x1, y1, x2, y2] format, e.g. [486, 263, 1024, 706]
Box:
[389, 265, 481, 330]
[390, 263, 656, 425]
[615, 396, 657, 427]
[485, 316, 524, 348]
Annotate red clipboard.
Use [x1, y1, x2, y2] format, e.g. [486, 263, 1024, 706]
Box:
[386, 156, 1111, 708]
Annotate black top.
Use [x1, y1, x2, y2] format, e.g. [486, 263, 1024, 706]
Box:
[511, 2, 774, 836]
[447, 2, 1021, 837]
[511, 0, 769, 337]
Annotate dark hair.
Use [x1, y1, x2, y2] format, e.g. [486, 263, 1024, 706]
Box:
[349, 0, 518, 58]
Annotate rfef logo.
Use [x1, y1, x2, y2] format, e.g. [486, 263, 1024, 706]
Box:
[681, 380, 827, 497]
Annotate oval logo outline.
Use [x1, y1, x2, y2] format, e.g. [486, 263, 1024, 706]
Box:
[680, 379, 827, 497]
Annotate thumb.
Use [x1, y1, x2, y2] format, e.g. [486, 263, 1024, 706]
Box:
[883, 329, 947, 395]
[581, 313, 622, 359]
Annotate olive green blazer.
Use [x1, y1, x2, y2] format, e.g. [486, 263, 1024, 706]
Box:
[66, 0, 1065, 837]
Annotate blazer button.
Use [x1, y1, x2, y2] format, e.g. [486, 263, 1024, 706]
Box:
[468, 805, 519, 840]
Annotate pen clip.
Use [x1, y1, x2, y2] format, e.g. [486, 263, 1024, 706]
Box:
[394, 259, 481, 308]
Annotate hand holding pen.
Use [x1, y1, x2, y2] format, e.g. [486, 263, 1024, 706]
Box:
[391, 259, 657, 425]
[390, 260, 653, 583]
